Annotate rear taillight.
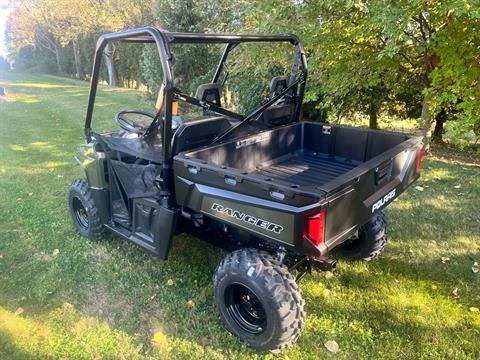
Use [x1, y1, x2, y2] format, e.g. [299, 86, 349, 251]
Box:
[416, 147, 423, 173]
[304, 210, 325, 247]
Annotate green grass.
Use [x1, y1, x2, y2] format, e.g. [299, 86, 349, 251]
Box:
[0, 71, 479, 359]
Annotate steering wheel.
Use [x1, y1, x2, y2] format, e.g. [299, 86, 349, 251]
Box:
[115, 110, 156, 134]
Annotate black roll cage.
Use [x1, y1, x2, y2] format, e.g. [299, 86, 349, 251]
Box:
[85, 27, 308, 186]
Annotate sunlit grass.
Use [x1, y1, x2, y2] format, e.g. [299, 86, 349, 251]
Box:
[0, 70, 479, 359]
[0, 304, 144, 359]
[0, 81, 73, 88]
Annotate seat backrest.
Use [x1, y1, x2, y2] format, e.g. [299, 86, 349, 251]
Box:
[195, 83, 222, 106]
[269, 76, 289, 97]
[171, 116, 231, 155]
[261, 103, 295, 128]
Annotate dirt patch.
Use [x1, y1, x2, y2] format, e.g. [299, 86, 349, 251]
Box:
[431, 143, 480, 167]
[89, 243, 112, 264]
[81, 282, 133, 326]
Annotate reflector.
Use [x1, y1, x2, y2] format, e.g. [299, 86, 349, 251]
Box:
[304, 210, 325, 246]
[416, 147, 423, 173]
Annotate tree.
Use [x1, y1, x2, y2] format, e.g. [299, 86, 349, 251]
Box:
[0, 56, 10, 71]
[7, 0, 137, 79]
[142, 0, 242, 97]
[243, 0, 480, 148]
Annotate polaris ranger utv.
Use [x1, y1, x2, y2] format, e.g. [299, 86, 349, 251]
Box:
[68, 27, 423, 353]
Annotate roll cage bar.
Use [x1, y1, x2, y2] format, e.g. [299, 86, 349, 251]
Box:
[85, 26, 308, 179]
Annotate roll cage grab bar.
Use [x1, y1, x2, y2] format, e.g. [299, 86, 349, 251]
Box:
[84, 26, 308, 169]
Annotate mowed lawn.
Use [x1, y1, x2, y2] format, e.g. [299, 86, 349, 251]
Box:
[0, 71, 479, 360]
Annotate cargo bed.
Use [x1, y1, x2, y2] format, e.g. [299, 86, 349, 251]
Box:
[175, 122, 421, 202]
[173, 121, 422, 255]
[251, 152, 358, 188]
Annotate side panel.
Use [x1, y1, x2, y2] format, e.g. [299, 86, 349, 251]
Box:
[177, 179, 319, 248]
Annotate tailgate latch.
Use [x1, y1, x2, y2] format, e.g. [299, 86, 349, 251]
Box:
[375, 159, 393, 186]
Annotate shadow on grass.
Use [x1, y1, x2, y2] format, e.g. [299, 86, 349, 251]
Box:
[0, 330, 40, 360]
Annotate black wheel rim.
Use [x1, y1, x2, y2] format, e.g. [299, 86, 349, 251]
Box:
[225, 283, 267, 335]
[72, 197, 89, 230]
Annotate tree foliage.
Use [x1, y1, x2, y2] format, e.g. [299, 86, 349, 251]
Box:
[4, 0, 480, 146]
[242, 0, 480, 146]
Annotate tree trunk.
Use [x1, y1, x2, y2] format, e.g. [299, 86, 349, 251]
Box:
[72, 37, 83, 79]
[432, 108, 446, 143]
[420, 95, 435, 153]
[104, 42, 117, 86]
[368, 103, 378, 129]
[54, 43, 63, 74]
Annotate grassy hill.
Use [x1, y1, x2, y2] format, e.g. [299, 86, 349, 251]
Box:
[0, 71, 479, 359]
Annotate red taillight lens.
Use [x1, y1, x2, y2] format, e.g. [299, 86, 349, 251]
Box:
[304, 210, 325, 246]
[416, 147, 423, 173]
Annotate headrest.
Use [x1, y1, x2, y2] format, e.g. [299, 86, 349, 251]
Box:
[269, 76, 289, 97]
[194, 83, 222, 106]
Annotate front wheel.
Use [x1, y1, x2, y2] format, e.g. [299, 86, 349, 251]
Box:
[213, 248, 305, 353]
[68, 179, 105, 239]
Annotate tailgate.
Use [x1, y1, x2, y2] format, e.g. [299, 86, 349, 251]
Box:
[321, 137, 423, 249]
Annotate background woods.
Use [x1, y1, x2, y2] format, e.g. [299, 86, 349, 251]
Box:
[3, 0, 480, 148]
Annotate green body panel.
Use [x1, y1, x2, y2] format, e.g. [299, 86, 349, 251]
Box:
[77, 145, 106, 189]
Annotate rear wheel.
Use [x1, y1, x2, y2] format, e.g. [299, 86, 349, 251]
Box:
[338, 212, 388, 261]
[68, 179, 105, 239]
[213, 248, 305, 353]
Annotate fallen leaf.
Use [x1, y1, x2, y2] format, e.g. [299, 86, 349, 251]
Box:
[324, 271, 334, 279]
[324, 340, 339, 353]
[63, 302, 74, 309]
[441, 256, 450, 264]
[167, 279, 174, 286]
[415, 186, 424, 192]
[14, 307, 24, 316]
[432, 176, 441, 181]
[469, 307, 479, 312]
[52, 249, 60, 257]
[452, 288, 460, 300]
[152, 331, 168, 350]
[37, 327, 49, 338]
[199, 336, 207, 346]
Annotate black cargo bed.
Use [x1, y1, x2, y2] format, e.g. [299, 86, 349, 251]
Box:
[174, 122, 420, 207]
[251, 153, 358, 188]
